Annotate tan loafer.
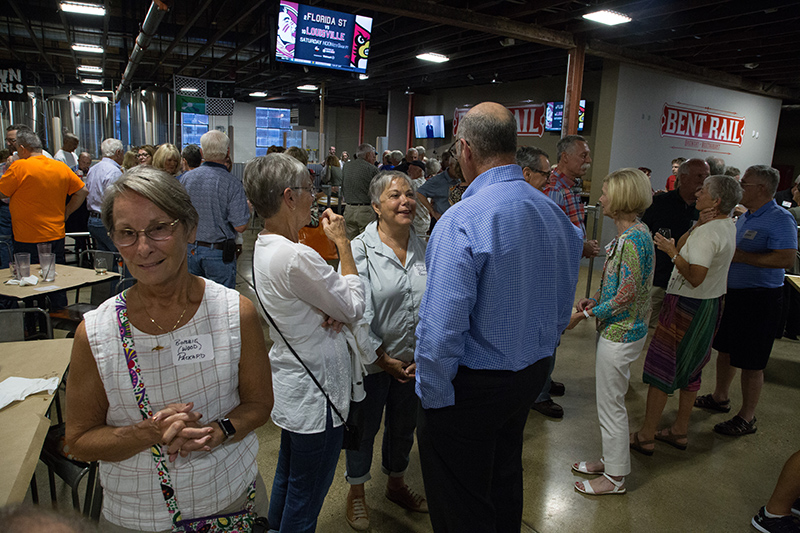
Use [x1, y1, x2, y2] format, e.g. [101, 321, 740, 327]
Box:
[386, 484, 429, 513]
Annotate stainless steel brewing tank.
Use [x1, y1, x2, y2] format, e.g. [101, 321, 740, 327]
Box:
[123, 88, 176, 148]
[45, 93, 114, 158]
[0, 90, 50, 151]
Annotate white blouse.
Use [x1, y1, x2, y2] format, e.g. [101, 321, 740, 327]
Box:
[253, 233, 365, 434]
[666, 218, 737, 299]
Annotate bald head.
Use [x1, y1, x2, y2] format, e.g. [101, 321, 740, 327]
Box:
[458, 102, 517, 162]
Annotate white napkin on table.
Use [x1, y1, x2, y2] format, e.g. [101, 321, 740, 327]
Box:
[4, 275, 40, 286]
[0, 376, 61, 410]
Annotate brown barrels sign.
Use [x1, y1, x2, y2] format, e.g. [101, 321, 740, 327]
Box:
[0, 61, 27, 102]
[660, 102, 745, 147]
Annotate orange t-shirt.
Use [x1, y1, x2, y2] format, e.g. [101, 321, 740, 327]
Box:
[0, 155, 86, 243]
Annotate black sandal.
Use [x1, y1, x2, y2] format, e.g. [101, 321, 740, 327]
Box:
[694, 393, 731, 413]
[714, 416, 757, 436]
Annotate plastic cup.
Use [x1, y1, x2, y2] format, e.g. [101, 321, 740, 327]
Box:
[37, 242, 52, 258]
[40, 253, 56, 281]
[14, 252, 31, 279]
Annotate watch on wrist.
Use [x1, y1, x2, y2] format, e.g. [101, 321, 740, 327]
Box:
[216, 418, 236, 441]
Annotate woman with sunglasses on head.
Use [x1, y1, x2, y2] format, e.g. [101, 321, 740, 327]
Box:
[65, 167, 273, 532]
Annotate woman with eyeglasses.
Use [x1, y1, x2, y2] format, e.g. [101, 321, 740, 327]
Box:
[136, 145, 155, 166]
[242, 153, 366, 533]
[65, 167, 273, 532]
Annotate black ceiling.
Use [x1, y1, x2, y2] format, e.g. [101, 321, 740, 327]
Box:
[3, 0, 800, 108]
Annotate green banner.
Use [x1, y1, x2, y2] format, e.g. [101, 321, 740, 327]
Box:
[177, 95, 205, 114]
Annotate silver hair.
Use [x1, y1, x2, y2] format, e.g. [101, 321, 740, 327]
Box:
[705, 156, 726, 176]
[425, 158, 441, 176]
[406, 147, 418, 160]
[556, 135, 586, 164]
[389, 150, 403, 164]
[243, 153, 308, 219]
[200, 130, 229, 161]
[356, 143, 375, 158]
[369, 170, 415, 207]
[15, 130, 42, 151]
[415, 146, 426, 158]
[677, 158, 707, 178]
[704, 175, 743, 215]
[744, 165, 781, 196]
[516, 146, 549, 171]
[101, 166, 199, 232]
[101, 138, 123, 157]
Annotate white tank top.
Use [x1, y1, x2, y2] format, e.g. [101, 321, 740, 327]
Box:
[84, 279, 259, 531]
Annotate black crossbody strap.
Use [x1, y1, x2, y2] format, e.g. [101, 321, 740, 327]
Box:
[250, 252, 348, 425]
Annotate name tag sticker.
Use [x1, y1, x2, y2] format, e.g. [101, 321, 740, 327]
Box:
[743, 230, 758, 240]
[413, 263, 427, 276]
[172, 334, 214, 365]
[782, 201, 792, 208]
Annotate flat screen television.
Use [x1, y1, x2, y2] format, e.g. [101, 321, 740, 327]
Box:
[545, 100, 586, 132]
[276, 1, 372, 74]
[414, 115, 445, 139]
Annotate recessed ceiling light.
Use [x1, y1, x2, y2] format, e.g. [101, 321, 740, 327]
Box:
[77, 65, 103, 73]
[180, 87, 199, 93]
[297, 84, 318, 91]
[416, 52, 449, 63]
[359, 74, 369, 80]
[582, 10, 631, 25]
[80, 78, 103, 85]
[249, 91, 268, 97]
[72, 43, 104, 53]
[60, 1, 106, 16]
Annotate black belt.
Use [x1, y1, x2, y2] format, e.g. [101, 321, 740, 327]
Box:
[89, 211, 102, 218]
[194, 240, 226, 250]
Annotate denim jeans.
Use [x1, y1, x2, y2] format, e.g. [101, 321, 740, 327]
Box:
[535, 352, 557, 403]
[88, 216, 117, 253]
[345, 372, 418, 484]
[187, 244, 237, 289]
[267, 407, 343, 533]
[0, 202, 12, 268]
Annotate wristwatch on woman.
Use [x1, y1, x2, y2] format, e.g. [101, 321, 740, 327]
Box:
[216, 418, 236, 441]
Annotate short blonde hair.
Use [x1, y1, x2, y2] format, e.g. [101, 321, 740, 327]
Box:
[603, 168, 652, 217]
[153, 143, 181, 175]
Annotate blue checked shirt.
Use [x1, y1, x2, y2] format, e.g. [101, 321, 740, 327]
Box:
[414, 164, 583, 409]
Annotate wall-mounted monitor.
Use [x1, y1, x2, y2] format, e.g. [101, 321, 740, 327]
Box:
[276, 1, 372, 74]
[545, 100, 586, 132]
[414, 115, 445, 139]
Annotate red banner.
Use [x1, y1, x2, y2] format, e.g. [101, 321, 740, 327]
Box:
[453, 103, 545, 137]
[660, 103, 745, 147]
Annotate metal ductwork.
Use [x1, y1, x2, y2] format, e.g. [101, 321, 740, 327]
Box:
[114, 1, 169, 101]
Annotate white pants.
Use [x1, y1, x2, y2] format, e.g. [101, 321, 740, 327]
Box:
[595, 335, 647, 477]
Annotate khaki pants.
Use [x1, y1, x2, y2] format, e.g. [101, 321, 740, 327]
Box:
[649, 286, 666, 328]
[344, 204, 376, 240]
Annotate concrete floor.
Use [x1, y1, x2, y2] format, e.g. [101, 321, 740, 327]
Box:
[33, 228, 800, 532]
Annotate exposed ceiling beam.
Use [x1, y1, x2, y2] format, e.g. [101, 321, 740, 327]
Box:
[146, 0, 217, 79]
[198, 28, 271, 79]
[0, 33, 25, 62]
[57, 7, 79, 80]
[7, 0, 60, 78]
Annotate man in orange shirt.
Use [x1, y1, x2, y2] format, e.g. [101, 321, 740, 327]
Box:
[0, 129, 87, 269]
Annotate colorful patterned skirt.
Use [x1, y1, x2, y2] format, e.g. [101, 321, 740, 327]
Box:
[642, 293, 724, 394]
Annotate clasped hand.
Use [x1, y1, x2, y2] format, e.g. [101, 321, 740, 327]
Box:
[148, 402, 215, 462]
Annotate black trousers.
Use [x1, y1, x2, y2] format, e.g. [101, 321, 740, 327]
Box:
[417, 358, 549, 533]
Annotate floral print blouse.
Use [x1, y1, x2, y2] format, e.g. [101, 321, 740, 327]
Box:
[592, 220, 654, 343]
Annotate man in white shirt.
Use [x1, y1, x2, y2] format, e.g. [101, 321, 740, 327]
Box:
[54, 133, 80, 171]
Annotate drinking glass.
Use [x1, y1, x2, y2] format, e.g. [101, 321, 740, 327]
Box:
[95, 256, 108, 275]
[657, 228, 672, 240]
[14, 252, 31, 279]
[40, 253, 56, 281]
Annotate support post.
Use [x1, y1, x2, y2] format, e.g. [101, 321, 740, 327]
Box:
[406, 93, 414, 150]
[358, 100, 366, 145]
[562, 39, 585, 137]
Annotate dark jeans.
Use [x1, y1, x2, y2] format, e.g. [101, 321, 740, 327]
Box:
[13, 238, 68, 309]
[345, 372, 418, 484]
[417, 359, 548, 533]
[267, 407, 343, 533]
[87, 216, 117, 253]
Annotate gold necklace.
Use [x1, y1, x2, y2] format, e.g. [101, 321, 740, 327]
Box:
[137, 289, 189, 336]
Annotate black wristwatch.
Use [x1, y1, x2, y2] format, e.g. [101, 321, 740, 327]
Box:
[216, 418, 236, 441]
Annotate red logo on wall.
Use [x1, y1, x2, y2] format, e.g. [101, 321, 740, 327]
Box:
[660, 103, 745, 147]
[454, 103, 545, 137]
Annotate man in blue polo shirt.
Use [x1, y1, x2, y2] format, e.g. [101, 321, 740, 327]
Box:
[694, 165, 797, 436]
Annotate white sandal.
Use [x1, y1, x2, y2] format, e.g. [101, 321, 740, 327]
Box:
[572, 458, 604, 475]
[574, 473, 626, 495]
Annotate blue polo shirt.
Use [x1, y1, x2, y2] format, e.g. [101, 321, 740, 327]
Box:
[727, 200, 797, 289]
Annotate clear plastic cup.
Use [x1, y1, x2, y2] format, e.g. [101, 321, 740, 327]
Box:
[37, 242, 52, 258]
[14, 252, 30, 279]
[40, 252, 56, 281]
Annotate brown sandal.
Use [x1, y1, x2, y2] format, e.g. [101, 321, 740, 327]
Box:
[655, 427, 688, 450]
[629, 431, 654, 456]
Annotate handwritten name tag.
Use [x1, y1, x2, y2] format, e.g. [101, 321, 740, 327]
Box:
[413, 263, 426, 276]
[743, 230, 758, 240]
[172, 334, 214, 365]
[782, 201, 792, 208]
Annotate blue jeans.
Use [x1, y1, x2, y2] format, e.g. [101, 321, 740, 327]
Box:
[268, 407, 343, 533]
[0, 202, 12, 268]
[535, 352, 557, 403]
[187, 244, 236, 289]
[345, 372, 418, 484]
[87, 216, 117, 253]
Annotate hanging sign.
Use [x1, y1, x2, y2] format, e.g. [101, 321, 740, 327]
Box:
[174, 75, 234, 116]
[0, 61, 27, 102]
[660, 102, 745, 147]
[454, 102, 545, 137]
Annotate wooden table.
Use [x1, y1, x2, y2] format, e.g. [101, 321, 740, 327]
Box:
[0, 264, 120, 300]
[788, 274, 800, 294]
[0, 338, 72, 506]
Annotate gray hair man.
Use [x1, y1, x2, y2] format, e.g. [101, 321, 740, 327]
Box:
[516, 146, 551, 191]
[706, 156, 726, 176]
[77, 151, 92, 176]
[85, 138, 124, 251]
[699, 165, 796, 437]
[180, 130, 251, 288]
[415, 102, 582, 533]
[342, 143, 378, 239]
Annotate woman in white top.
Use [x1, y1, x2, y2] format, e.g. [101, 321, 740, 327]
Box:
[65, 167, 273, 532]
[631, 174, 742, 454]
[242, 153, 365, 533]
[344, 171, 429, 530]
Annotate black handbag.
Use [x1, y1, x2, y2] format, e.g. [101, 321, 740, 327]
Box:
[250, 258, 361, 450]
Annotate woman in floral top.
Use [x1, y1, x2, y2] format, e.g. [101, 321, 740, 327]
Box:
[567, 168, 654, 495]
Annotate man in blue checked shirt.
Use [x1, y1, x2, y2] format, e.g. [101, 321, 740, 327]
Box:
[414, 102, 583, 532]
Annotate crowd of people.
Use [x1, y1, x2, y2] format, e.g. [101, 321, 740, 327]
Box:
[1, 104, 799, 533]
